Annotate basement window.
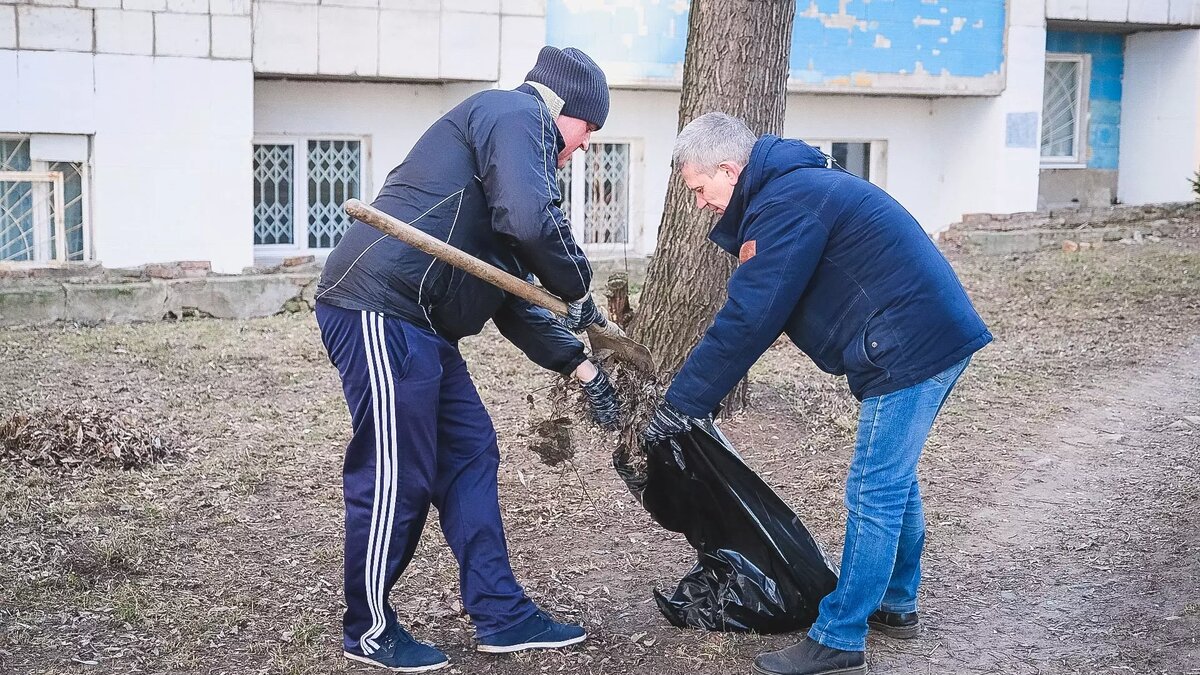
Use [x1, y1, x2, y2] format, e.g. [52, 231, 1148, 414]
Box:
[253, 137, 365, 252]
[1041, 54, 1088, 167]
[0, 135, 90, 263]
[807, 140, 887, 187]
[556, 141, 637, 256]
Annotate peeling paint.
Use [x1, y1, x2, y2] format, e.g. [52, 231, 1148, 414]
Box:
[547, 0, 1007, 93]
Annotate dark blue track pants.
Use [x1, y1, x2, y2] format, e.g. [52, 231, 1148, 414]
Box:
[316, 302, 536, 654]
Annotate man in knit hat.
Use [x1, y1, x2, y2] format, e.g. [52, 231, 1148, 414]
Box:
[314, 46, 615, 672]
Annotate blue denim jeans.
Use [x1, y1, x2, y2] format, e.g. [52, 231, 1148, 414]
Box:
[807, 357, 971, 652]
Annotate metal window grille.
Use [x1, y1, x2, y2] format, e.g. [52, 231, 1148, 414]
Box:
[253, 144, 294, 246]
[1042, 58, 1082, 161]
[307, 140, 361, 249]
[1, 138, 86, 263]
[556, 160, 572, 219]
[583, 143, 629, 245]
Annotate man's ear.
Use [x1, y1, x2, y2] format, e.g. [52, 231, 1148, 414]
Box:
[719, 161, 743, 185]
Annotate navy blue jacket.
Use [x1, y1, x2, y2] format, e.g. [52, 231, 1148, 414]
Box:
[666, 135, 992, 417]
[316, 85, 592, 374]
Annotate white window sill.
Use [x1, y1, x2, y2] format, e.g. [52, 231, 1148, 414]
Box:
[1040, 162, 1088, 170]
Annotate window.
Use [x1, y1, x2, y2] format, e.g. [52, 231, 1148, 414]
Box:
[0, 136, 89, 263]
[556, 141, 635, 253]
[1041, 54, 1088, 166]
[253, 138, 364, 251]
[807, 140, 887, 186]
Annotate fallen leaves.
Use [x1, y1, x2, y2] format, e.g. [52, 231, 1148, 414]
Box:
[0, 404, 173, 472]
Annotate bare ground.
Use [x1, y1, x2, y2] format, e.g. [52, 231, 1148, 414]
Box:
[1, 239, 1198, 675]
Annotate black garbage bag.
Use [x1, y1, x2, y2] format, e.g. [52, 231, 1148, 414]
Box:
[614, 420, 839, 633]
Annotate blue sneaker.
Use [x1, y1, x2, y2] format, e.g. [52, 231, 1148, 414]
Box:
[476, 610, 587, 654]
[343, 625, 449, 672]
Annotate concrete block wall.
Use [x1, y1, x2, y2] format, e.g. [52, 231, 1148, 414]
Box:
[251, 0, 544, 82]
[1, 0, 252, 60]
[1046, 0, 1200, 24]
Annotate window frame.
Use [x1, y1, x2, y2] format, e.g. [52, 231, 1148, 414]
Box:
[252, 134, 370, 256]
[559, 138, 642, 259]
[805, 139, 888, 188]
[0, 133, 92, 265]
[1040, 53, 1090, 169]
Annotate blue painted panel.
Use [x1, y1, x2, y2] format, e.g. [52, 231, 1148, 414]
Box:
[1045, 30, 1124, 169]
[547, 0, 1006, 89]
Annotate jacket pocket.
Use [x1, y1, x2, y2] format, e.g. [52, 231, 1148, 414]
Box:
[845, 310, 894, 380]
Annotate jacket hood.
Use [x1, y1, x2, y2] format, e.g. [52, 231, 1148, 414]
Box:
[709, 135, 829, 255]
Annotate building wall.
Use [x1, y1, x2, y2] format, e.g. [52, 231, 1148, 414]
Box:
[253, 79, 487, 203]
[548, 0, 1008, 95]
[925, 2, 1047, 227]
[1039, 30, 1125, 208]
[250, 0, 544, 83]
[1045, 0, 1200, 24]
[1118, 28, 1200, 204]
[605, 90, 989, 254]
[0, 0, 256, 273]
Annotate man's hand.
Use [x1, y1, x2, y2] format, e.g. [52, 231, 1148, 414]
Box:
[562, 294, 607, 333]
[640, 398, 695, 445]
[578, 362, 621, 430]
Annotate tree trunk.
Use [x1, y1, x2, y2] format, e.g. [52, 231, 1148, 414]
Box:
[630, 0, 796, 413]
[605, 272, 634, 329]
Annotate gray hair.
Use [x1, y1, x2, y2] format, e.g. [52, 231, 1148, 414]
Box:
[672, 112, 757, 175]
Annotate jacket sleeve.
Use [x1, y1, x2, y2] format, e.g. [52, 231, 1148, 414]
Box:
[665, 202, 829, 417]
[473, 102, 593, 303]
[493, 294, 589, 375]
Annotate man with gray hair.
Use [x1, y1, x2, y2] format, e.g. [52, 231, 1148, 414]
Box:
[639, 112, 992, 675]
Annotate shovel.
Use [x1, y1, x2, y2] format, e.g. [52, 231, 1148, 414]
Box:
[343, 199, 657, 374]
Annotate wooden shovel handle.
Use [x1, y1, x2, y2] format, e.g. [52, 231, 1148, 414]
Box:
[344, 199, 571, 317]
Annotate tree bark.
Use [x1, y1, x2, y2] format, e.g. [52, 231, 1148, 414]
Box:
[630, 0, 796, 412]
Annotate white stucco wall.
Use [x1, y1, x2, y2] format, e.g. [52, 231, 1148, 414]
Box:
[930, 7, 1046, 228]
[0, 49, 255, 273]
[253, 79, 488, 207]
[783, 95, 941, 229]
[604, 90, 985, 254]
[1117, 29, 1200, 204]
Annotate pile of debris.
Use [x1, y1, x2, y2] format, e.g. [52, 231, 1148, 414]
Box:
[0, 404, 173, 472]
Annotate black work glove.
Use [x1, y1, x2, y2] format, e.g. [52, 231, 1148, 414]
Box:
[640, 398, 695, 446]
[562, 294, 607, 333]
[581, 364, 621, 431]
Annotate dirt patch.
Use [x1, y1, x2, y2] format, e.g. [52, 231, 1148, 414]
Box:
[1, 239, 1198, 675]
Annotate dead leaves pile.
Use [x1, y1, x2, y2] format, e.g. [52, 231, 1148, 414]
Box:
[0, 404, 172, 471]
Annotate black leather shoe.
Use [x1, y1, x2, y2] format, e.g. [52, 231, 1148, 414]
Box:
[751, 637, 866, 675]
[867, 610, 920, 639]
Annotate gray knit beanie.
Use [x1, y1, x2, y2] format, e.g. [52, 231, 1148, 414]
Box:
[525, 46, 610, 130]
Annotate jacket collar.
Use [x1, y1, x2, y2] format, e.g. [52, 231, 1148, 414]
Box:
[708, 135, 781, 255]
[516, 83, 566, 156]
[523, 81, 565, 119]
